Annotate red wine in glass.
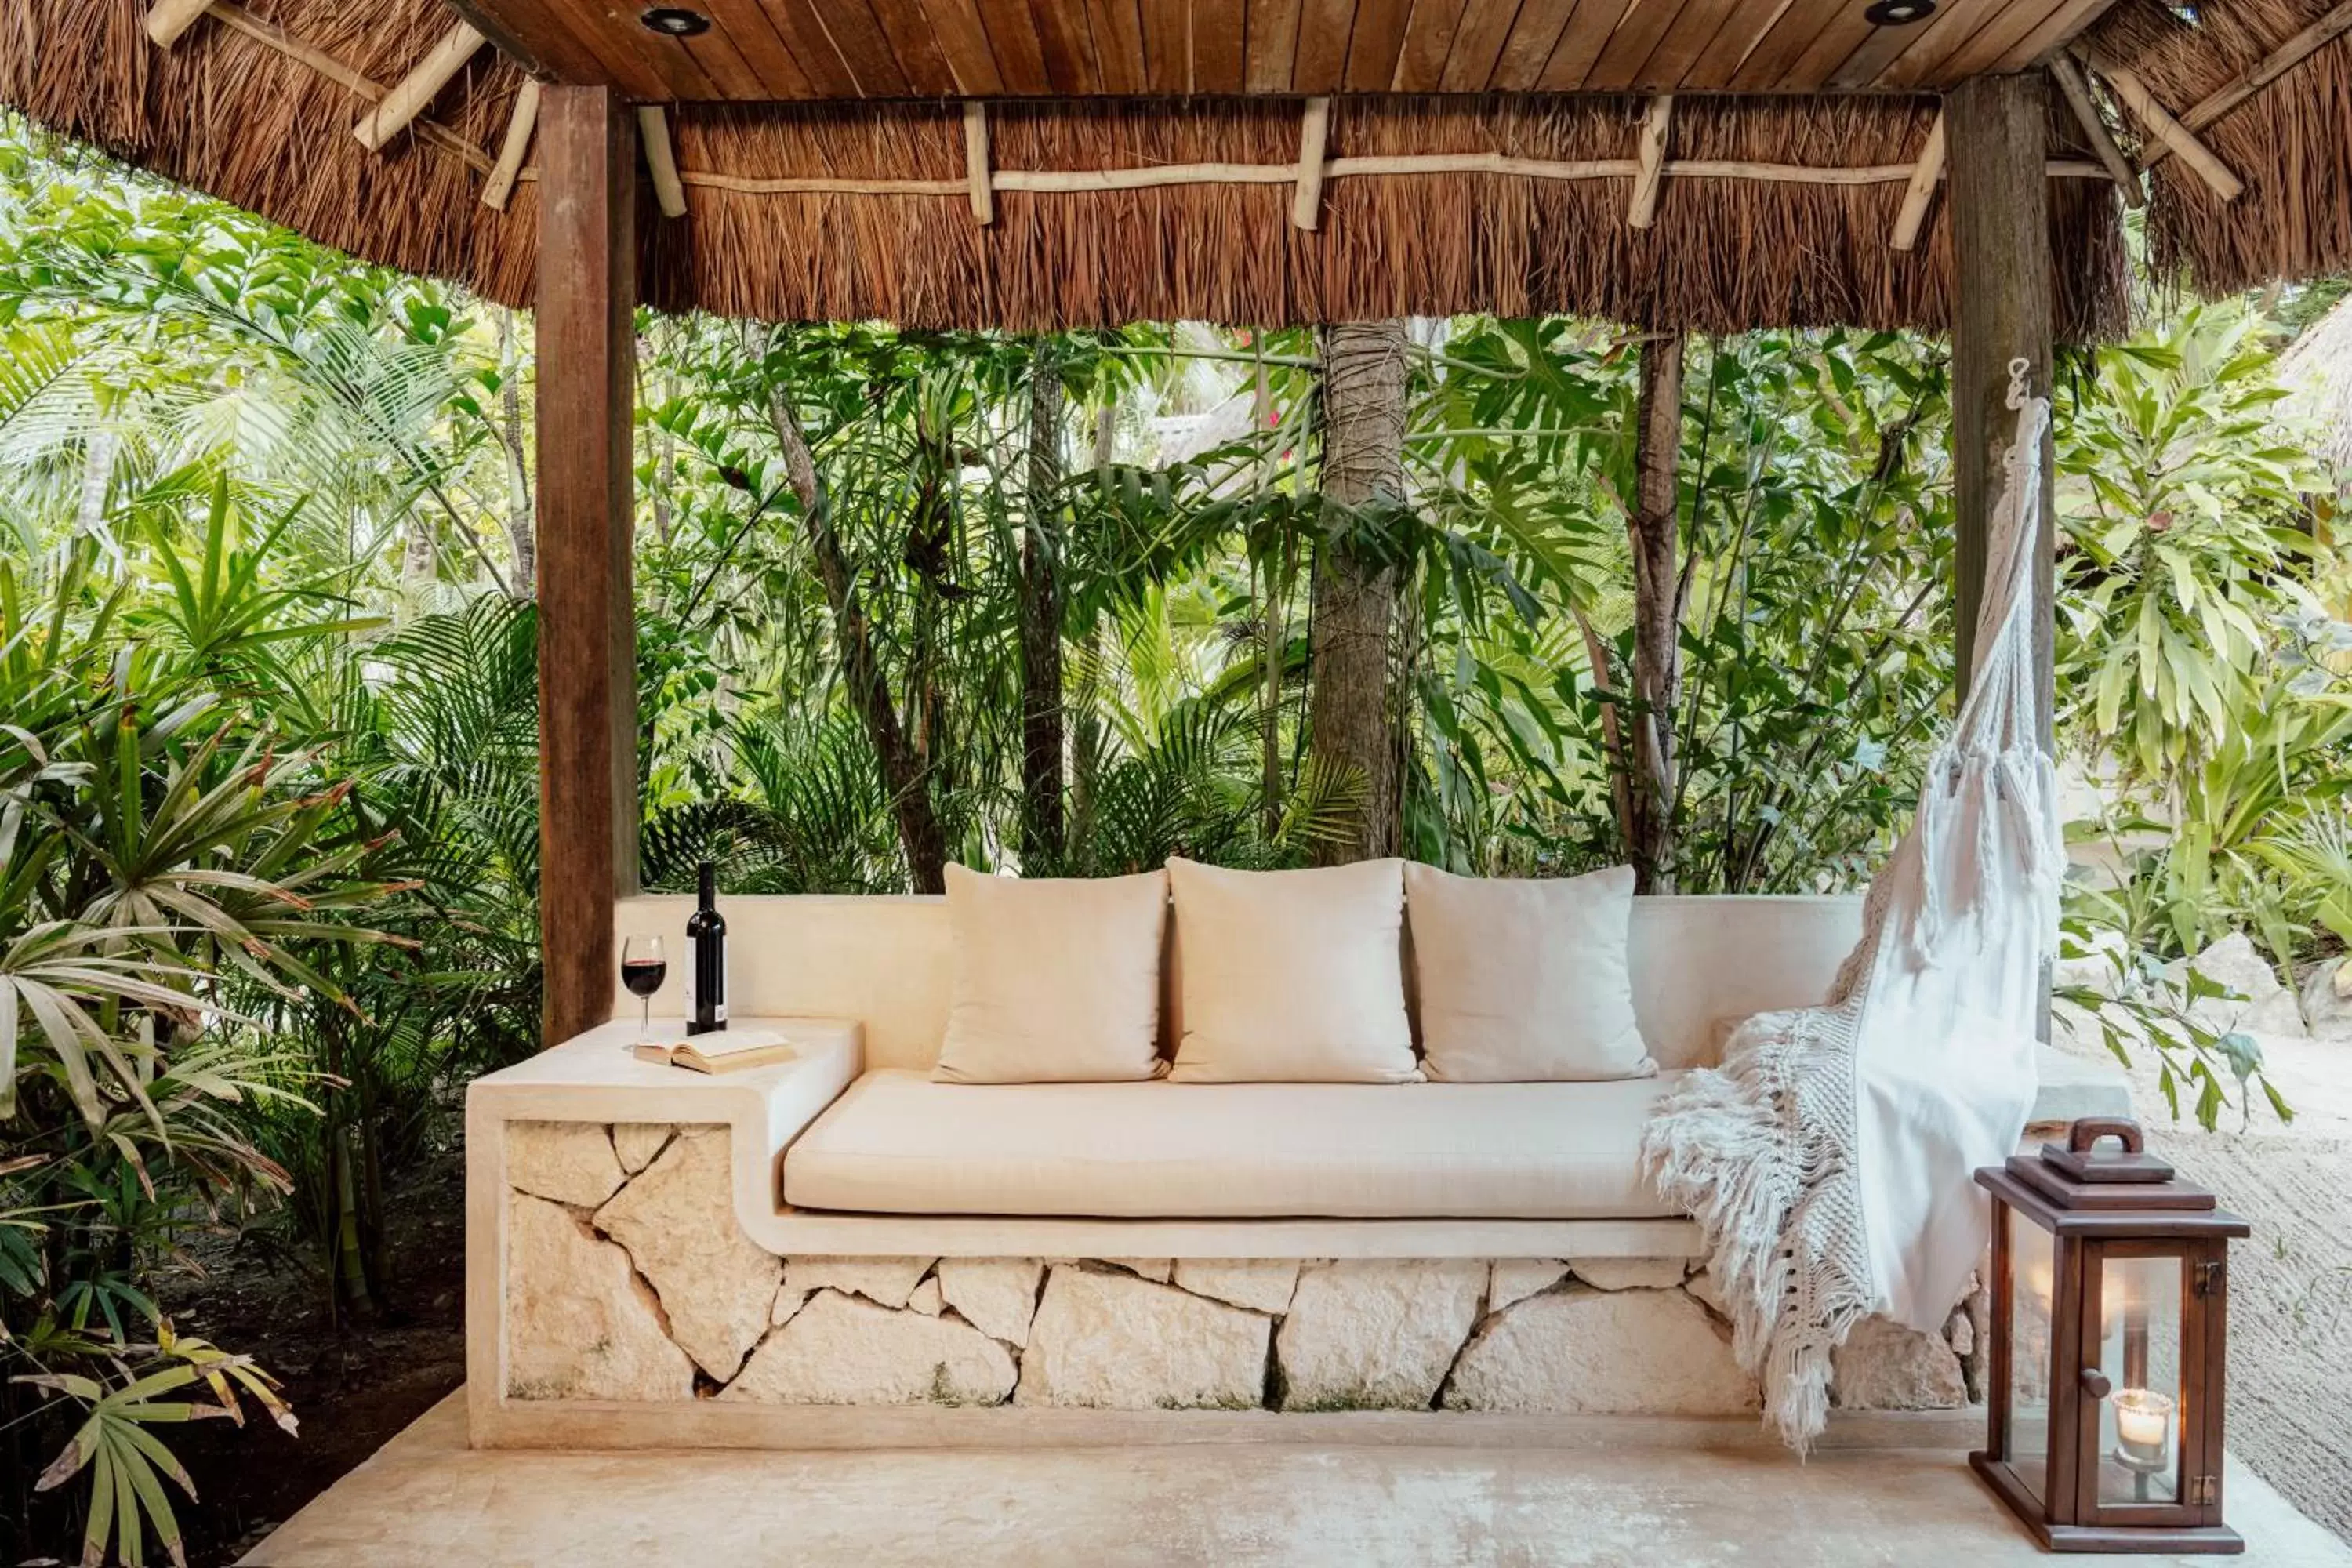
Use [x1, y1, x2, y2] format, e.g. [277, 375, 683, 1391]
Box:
[621, 935, 666, 1046]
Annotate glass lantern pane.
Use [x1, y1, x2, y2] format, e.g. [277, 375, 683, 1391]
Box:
[2002, 1204, 2056, 1502]
[2092, 1253, 2183, 1508]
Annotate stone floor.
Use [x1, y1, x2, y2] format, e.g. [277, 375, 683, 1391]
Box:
[241, 1392, 2350, 1567]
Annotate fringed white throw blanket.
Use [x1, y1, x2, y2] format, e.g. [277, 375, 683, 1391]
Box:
[1643, 358, 2066, 1450]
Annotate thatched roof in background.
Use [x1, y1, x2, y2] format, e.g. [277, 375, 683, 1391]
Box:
[0, 0, 2340, 335]
[2279, 291, 2352, 471]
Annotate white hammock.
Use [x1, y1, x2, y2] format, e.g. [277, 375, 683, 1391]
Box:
[1642, 358, 2066, 1450]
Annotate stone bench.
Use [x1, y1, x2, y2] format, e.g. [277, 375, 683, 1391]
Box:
[464, 893, 2129, 1449]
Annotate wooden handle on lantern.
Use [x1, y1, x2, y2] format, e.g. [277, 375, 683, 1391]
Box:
[2067, 1117, 2144, 1156]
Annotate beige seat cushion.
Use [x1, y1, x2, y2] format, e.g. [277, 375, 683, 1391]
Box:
[1165, 856, 1418, 1083]
[932, 863, 1169, 1083]
[1405, 862, 1656, 1082]
[782, 1069, 1684, 1218]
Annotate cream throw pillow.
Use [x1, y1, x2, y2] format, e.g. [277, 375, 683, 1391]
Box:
[933, 863, 1169, 1083]
[1403, 862, 1655, 1082]
[1166, 857, 1420, 1083]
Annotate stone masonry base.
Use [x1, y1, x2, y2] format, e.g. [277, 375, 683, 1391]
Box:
[499, 1121, 1976, 1417]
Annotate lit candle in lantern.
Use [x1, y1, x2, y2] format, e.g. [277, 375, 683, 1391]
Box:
[2113, 1388, 2173, 1466]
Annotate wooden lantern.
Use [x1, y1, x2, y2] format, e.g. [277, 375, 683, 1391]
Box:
[1973, 1116, 2249, 1553]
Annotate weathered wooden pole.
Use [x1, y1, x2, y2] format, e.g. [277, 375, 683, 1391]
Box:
[535, 85, 641, 1047]
[1627, 330, 1686, 894]
[1947, 72, 2055, 746]
[1948, 72, 2058, 1042]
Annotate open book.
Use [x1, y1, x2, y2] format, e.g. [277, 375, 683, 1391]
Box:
[632, 1029, 795, 1075]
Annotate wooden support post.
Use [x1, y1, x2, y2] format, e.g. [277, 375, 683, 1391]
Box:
[1949, 72, 2056, 1035]
[535, 85, 640, 1048]
[145, 0, 214, 47]
[1948, 74, 2053, 724]
[1628, 95, 1673, 229]
[2082, 52, 2244, 201]
[637, 105, 688, 219]
[962, 102, 994, 225]
[1889, 109, 1947, 251]
[482, 80, 540, 212]
[354, 21, 486, 151]
[2049, 53, 2143, 209]
[1292, 97, 1330, 231]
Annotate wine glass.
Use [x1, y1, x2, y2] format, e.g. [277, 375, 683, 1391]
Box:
[620, 935, 667, 1047]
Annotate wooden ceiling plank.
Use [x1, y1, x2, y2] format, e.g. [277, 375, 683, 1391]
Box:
[866, 0, 961, 94]
[673, 19, 779, 96]
[970, 0, 1050, 91]
[442, 0, 613, 83]
[1139, 0, 1190, 89]
[1536, 0, 1628, 90]
[757, 0, 866, 96]
[1247, 0, 1306, 88]
[1083, 0, 1149, 93]
[806, 0, 914, 94]
[1635, 0, 1746, 88]
[923, 0, 1011, 93]
[1292, 0, 1359, 90]
[1734, 0, 1869, 90]
[1345, 0, 1415, 90]
[1488, 0, 1578, 89]
[500, 0, 681, 96]
[1585, 0, 1698, 90]
[1438, 0, 1526, 89]
[693, 0, 816, 96]
[1195, 0, 1250, 90]
[1679, 0, 1795, 88]
[1875, 0, 2059, 86]
[1831, 13, 1955, 89]
[1982, 0, 2119, 73]
[1032, 0, 1104, 92]
[1391, 0, 1468, 90]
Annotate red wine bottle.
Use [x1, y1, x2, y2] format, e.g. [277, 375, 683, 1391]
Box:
[684, 861, 728, 1036]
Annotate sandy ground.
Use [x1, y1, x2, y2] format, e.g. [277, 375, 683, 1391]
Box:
[2049, 1017, 2352, 1543]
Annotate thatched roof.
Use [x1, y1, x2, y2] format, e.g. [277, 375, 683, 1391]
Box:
[0, 0, 2342, 334]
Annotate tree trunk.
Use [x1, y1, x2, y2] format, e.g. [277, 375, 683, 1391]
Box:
[1019, 340, 1066, 870]
[768, 390, 949, 893]
[1308, 321, 1409, 865]
[1626, 331, 1686, 894]
[498, 309, 536, 593]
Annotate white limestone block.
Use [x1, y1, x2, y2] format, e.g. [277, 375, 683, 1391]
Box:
[1489, 1260, 1569, 1313]
[593, 1131, 781, 1381]
[1831, 1314, 1969, 1410]
[1570, 1257, 1688, 1292]
[1016, 1266, 1269, 1410]
[506, 1121, 628, 1210]
[506, 1192, 695, 1403]
[1443, 1287, 1758, 1415]
[772, 1280, 811, 1327]
[1171, 1258, 1300, 1316]
[2302, 957, 2352, 1042]
[612, 1123, 674, 1174]
[1682, 1268, 1730, 1320]
[936, 1258, 1044, 1347]
[907, 1276, 943, 1316]
[1102, 1257, 1174, 1283]
[782, 1256, 937, 1310]
[1276, 1260, 1485, 1411]
[723, 1290, 1015, 1406]
[2167, 932, 2306, 1037]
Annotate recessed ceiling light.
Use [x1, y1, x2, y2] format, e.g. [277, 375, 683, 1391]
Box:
[641, 6, 712, 37]
[1864, 0, 1936, 20]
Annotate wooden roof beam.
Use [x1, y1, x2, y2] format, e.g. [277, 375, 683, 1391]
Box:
[354, 21, 487, 152]
[2162, 0, 2352, 150]
[482, 81, 540, 212]
[1292, 97, 1331, 231]
[145, 0, 215, 48]
[1889, 108, 1944, 252]
[638, 105, 688, 219]
[2048, 52, 2143, 209]
[1628, 95, 1672, 229]
[2078, 49, 2243, 201]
